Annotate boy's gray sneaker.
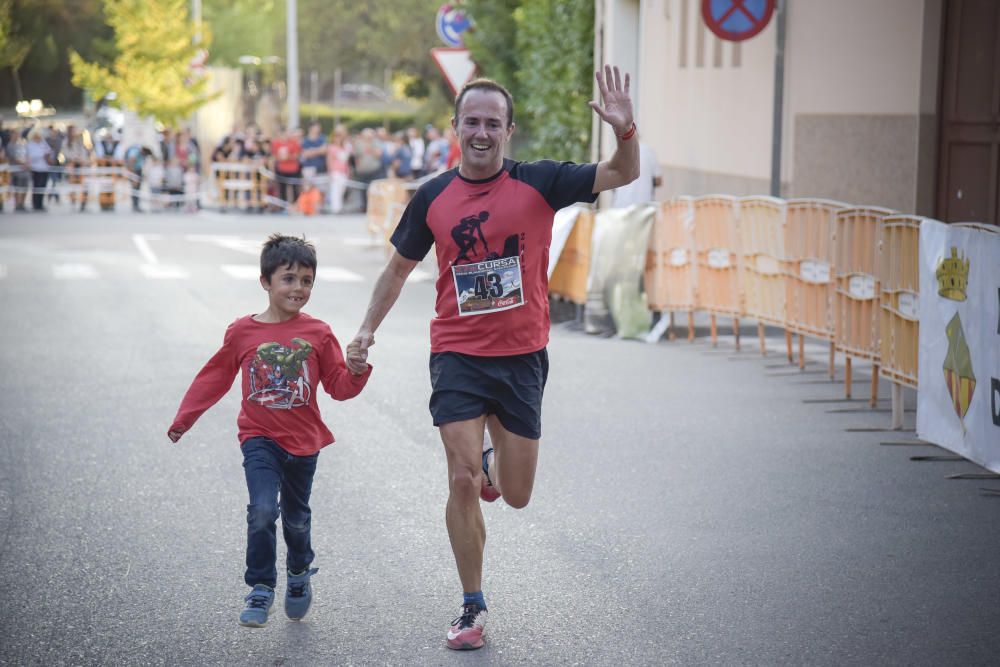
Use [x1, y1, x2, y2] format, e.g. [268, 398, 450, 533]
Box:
[285, 567, 319, 620]
[239, 584, 275, 627]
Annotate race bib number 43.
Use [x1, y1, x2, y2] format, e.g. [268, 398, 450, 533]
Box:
[452, 256, 525, 316]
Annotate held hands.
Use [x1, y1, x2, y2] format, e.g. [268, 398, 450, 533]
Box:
[589, 64, 635, 137]
[346, 330, 374, 375]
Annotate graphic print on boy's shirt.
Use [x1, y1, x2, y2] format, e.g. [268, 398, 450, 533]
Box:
[248, 337, 314, 409]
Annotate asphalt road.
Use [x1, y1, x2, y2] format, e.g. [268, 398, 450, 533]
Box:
[1, 209, 998, 666]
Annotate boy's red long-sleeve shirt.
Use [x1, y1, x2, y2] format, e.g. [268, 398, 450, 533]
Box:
[170, 313, 371, 456]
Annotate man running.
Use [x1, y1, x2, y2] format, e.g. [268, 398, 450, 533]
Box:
[345, 64, 638, 650]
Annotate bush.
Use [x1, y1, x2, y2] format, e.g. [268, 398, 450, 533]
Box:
[299, 104, 419, 134]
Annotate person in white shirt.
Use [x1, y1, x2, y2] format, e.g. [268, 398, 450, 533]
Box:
[25, 129, 54, 211]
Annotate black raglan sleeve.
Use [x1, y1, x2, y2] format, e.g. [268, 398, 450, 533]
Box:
[389, 170, 457, 261]
[515, 160, 599, 212]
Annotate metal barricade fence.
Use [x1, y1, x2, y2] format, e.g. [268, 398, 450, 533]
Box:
[783, 199, 846, 374]
[739, 196, 786, 355]
[550, 207, 596, 306]
[211, 161, 264, 211]
[878, 214, 923, 428]
[0, 163, 10, 208]
[644, 197, 696, 340]
[365, 179, 411, 253]
[93, 158, 123, 211]
[692, 195, 742, 347]
[833, 206, 895, 404]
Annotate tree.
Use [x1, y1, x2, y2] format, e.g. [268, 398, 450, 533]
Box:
[462, 0, 521, 102]
[462, 0, 594, 162]
[0, 0, 112, 106]
[514, 0, 593, 162]
[201, 0, 280, 68]
[69, 0, 216, 126]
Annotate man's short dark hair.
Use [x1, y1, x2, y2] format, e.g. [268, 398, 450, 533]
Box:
[260, 233, 317, 281]
[454, 78, 514, 128]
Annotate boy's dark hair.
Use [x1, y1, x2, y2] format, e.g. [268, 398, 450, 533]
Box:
[454, 78, 514, 128]
[260, 233, 317, 282]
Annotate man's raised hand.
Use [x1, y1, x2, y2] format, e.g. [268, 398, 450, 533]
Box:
[589, 64, 634, 137]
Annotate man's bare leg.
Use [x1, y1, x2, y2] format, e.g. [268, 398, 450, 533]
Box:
[485, 415, 539, 509]
[440, 416, 489, 592]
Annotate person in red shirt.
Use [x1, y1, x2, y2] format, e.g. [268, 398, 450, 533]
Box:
[167, 234, 371, 628]
[345, 65, 639, 650]
[270, 126, 302, 206]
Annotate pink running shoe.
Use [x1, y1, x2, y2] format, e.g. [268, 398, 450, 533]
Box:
[446, 603, 488, 650]
[480, 432, 501, 502]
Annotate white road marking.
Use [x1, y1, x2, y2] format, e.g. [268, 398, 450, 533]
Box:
[316, 267, 363, 282]
[221, 264, 260, 279]
[406, 268, 434, 283]
[342, 237, 384, 247]
[222, 264, 366, 282]
[140, 264, 190, 279]
[186, 235, 264, 256]
[53, 264, 99, 279]
[132, 234, 163, 265]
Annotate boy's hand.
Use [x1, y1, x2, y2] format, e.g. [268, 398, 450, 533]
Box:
[167, 428, 185, 443]
[346, 330, 373, 375]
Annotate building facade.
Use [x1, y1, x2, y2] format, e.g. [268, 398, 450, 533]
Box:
[595, 0, 999, 226]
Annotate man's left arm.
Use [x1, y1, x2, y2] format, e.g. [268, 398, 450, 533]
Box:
[590, 64, 640, 193]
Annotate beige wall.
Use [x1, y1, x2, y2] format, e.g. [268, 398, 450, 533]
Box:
[604, 0, 943, 212]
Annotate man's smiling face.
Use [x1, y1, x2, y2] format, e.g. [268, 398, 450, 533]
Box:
[452, 89, 514, 180]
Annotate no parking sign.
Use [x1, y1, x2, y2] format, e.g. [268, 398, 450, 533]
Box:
[702, 0, 775, 41]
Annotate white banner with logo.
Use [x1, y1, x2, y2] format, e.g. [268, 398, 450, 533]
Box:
[548, 205, 584, 278]
[916, 220, 1000, 472]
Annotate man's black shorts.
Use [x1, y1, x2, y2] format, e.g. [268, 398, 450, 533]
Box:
[429, 349, 549, 440]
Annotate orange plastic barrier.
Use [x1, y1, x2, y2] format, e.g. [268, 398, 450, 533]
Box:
[0, 163, 9, 207]
[739, 196, 786, 355]
[833, 206, 895, 404]
[366, 179, 410, 251]
[878, 214, 922, 428]
[94, 158, 122, 211]
[212, 161, 264, 211]
[692, 195, 741, 347]
[549, 207, 595, 306]
[66, 159, 91, 207]
[783, 199, 846, 373]
[644, 197, 696, 340]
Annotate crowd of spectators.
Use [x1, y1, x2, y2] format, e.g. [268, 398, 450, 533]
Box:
[0, 116, 461, 215]
[207, 120, 460, 214]
[0, 118, 202, 213]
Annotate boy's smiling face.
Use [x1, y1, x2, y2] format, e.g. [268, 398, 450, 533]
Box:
[260, 262, 314, 320]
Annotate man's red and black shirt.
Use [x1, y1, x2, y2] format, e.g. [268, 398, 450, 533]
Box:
[391, 158, 597, 356]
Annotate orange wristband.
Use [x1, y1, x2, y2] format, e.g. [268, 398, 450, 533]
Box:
[618, 122, 636, 141]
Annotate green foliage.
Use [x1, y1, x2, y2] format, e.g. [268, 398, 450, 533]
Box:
[299, 103, 418, 135]
[514, 0, 593, 163]
[462, 0, 594, 162]
[462, 0, 521, 102]
[70, 0, 218, 127]
[201, 0, 280, 67]
[0, 0, 112, 104]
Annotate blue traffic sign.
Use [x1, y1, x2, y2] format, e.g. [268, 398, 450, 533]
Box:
[702, 0, 775, 42]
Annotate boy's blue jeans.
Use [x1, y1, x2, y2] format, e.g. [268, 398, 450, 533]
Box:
[241, 437, 318, 588]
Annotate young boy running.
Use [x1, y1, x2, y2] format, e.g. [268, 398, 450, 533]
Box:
[167, 233, 371, 627]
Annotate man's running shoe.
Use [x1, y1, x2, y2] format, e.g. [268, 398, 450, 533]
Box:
[480, 432, 501, 502]
[239, 584, 275, 627]
[446, 602, 488, 650]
